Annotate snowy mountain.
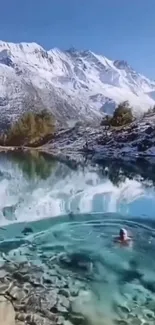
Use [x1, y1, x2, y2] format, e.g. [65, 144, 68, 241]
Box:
[0, 40, 154, 129]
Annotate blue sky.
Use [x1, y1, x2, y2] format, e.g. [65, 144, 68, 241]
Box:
[0, 0, 154, 78]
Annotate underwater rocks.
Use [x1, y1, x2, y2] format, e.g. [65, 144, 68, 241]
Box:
[0, 260, 90, 325]
[113, 278, 155, 325]
[1, 255, 155, 325]
[58, 252, 93, 273]
[21, 227, 33, 235]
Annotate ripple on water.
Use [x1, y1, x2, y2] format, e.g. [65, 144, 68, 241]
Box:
[0, 213, 155, 324]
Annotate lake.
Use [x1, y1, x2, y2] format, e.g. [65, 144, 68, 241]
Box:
[0, 151, 155, 325]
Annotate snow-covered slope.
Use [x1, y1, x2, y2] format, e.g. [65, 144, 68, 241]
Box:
[0, 41, 154, 129]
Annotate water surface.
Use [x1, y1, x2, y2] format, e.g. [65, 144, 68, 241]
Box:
[0, 151, 155, 324]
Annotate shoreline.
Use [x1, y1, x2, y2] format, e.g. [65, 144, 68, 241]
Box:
[1, 111, 155, 164]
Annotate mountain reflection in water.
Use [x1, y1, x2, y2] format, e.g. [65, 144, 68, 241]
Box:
[0, 151, 155, 324]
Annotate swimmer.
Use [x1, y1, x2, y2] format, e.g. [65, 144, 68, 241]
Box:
[114, 228, 132, 246]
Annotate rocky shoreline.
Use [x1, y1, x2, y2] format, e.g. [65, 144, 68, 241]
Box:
[1, 112, 155, 167]
[39, 112, 155, 164]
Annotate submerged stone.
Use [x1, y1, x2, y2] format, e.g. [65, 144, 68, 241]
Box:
[143, 309, 155, 319]
[130, 319, 142, 325]
[59, 288, 70, 298]
[58, 295, 70, 309]
[59, 252, 93, 273]
[63, 321, 74, 325]
[69, 314, 87, 325]
[22, 227, 33, 235]
[115, 321, 128, 325]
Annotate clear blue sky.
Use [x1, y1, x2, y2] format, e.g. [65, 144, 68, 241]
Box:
[0, 0, 155, 79]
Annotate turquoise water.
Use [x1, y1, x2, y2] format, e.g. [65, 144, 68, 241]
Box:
[0, 152, 155, 324]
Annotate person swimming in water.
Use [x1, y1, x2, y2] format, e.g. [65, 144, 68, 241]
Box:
[114, 228, 132, 246]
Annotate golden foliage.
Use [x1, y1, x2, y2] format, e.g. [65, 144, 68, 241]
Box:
[4, 110, 55, 146]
